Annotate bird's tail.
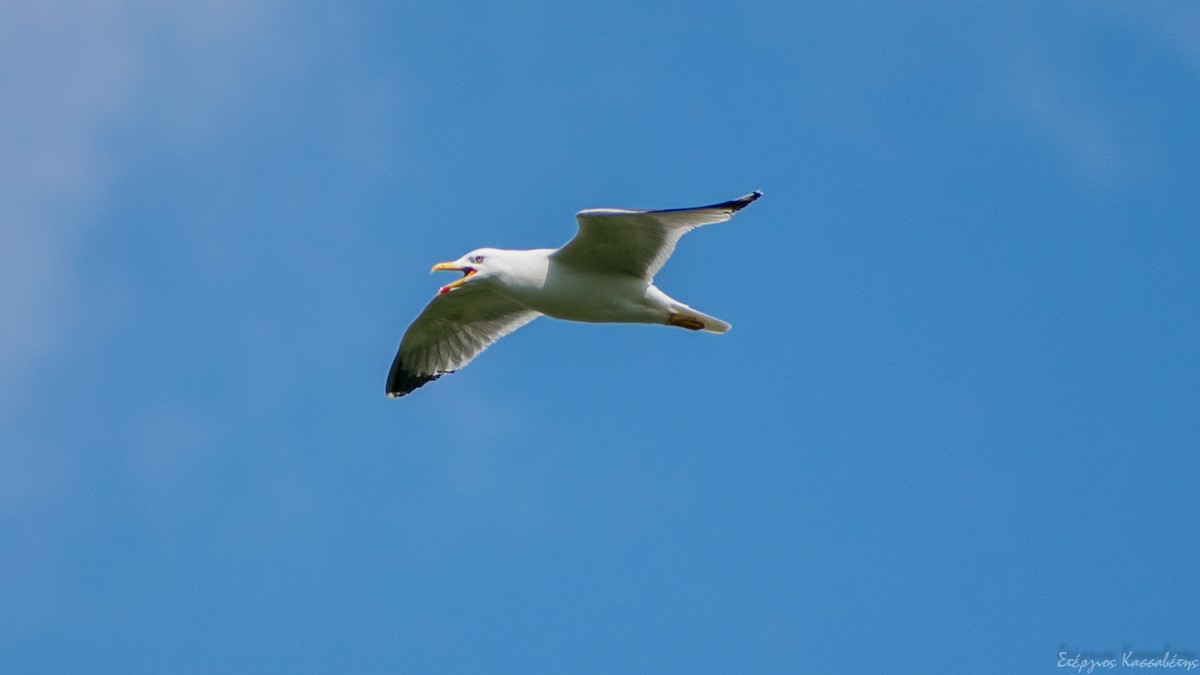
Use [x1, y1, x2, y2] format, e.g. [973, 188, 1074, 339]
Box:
[668, 305, 731, 333]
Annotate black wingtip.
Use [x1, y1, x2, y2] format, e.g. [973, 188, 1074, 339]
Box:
[729, 190, 763, 211]
[652, 190, 763, 215]
[386, 351, 444, 398]
[704, 190, 762, 214]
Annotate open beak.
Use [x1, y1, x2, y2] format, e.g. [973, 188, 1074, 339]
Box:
[431, 262, 477, 294]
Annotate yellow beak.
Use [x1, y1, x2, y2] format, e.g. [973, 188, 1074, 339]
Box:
[431, 261, 477, 294]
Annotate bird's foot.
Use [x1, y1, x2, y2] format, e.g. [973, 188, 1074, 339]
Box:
[667, 313, 705, 331]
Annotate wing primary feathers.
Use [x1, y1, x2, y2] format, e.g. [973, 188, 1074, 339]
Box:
[386, 352, 444, 398]
[385, 285, 540, 398]
[647, 190, 762, 215]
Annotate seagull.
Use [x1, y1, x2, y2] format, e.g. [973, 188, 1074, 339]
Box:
[386, 190, 762, 398]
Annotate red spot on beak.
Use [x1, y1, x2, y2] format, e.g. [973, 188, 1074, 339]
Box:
[436, 266, 476, 295]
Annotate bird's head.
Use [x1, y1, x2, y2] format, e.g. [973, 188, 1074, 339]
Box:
[431, 248, 503, 294]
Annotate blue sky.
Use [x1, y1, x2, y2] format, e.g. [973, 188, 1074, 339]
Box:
[3, 1, 1198, 672]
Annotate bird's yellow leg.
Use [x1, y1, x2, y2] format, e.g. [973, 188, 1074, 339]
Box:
[667, 312, 705, 331]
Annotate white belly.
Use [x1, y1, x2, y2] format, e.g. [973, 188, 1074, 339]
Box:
[502, 266, 667, 325]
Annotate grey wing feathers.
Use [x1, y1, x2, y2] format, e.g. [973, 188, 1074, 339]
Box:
[386, 285, 540, 397]
[551, 190, 761, 279]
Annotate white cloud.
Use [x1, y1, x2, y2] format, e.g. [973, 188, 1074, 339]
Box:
[1128, 2, 1200, 75]
[986, 4, 1198, 187]
[1000, 54, 1126, 185]
[0, 0, 297, 517]
[0, 2, 132, 403]
[0, 0, 294, 400]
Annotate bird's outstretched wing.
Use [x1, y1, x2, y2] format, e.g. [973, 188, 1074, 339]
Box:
[386, 285, 541, 397]
[550, 190, 761, 280]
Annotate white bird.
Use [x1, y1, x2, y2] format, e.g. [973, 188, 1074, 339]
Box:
[386, 190, 762, 397]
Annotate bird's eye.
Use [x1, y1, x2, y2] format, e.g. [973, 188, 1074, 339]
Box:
[472, 255, 485, 264]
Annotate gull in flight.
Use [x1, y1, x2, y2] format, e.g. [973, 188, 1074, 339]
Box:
[386, 190, 762, 397]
